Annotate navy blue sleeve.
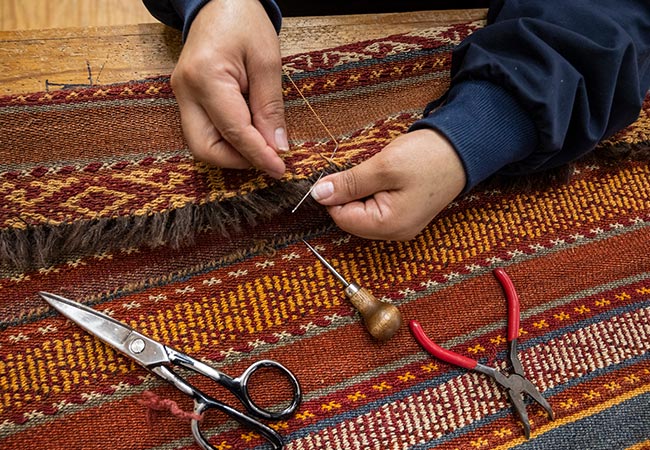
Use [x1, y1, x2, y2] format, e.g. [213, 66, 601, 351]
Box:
[142, 0, 282, 39]
[411, 0, 650, 191]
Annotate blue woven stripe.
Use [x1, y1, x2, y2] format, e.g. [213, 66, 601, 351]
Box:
[272, 301, 650, 448]
[511, 391, 650, 450]
[406, 353, 650, 450]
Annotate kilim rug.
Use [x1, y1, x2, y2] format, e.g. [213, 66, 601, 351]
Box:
[2, 20, 650, 450]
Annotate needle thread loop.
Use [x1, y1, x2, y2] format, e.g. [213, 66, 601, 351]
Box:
[283, 67, 341, 212]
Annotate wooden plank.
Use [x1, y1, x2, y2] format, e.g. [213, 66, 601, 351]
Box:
[0, 9, 487, 96]
[0, 0, 155, 31]
[279, 9, 485, 53]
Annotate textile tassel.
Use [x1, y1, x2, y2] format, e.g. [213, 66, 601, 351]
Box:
[138, 390, 203, 423]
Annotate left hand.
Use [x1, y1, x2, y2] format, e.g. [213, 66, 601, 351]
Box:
[309, 129, 466, 240]
[171, 0, 287, 179]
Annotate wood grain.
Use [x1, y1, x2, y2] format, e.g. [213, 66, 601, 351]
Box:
[0, 9, 487, 96]
[1, 0, 155, 31]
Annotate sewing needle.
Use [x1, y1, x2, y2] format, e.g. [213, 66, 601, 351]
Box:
[284, 68, 340, 213]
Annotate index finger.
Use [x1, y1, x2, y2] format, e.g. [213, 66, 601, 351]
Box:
[203, 78, 286, 178]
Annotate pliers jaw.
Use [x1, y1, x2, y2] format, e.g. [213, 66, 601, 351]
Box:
[495, 369, 555, 438]
[505, 338, 555, 433]
[474, 361, 554, 438]
[507, 385, 534, 439]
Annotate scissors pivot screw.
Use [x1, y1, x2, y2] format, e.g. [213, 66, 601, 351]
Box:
[130, 338, 146, 354]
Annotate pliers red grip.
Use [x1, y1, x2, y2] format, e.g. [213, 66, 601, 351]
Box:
[409, 268, 554, 438]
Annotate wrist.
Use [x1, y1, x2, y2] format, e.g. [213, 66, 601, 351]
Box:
[409, 128, 466, 199]
[178, 0, 281, 41]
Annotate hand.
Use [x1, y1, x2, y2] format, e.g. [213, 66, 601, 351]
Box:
[310, 129, 466, 240]
[171, 0, 288, 179]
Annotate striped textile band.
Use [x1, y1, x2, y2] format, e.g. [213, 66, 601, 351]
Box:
[1, 20, 649, 450]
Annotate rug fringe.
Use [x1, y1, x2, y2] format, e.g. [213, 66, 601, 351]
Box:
[3, 143, 646, 273]
[1, 175, 327, 272]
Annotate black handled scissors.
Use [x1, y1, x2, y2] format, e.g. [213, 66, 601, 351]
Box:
[409, 268, 553, 438]
[39, 292, 301, 450]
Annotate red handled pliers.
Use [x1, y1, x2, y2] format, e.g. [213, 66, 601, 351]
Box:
[409, 268, 554, 438]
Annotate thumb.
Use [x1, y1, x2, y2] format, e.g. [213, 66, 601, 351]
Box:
[310, 156, 392, 205]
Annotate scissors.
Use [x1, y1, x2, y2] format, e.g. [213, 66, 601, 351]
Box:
[409, 268, 554, 438]
[39, 292, 301, 450]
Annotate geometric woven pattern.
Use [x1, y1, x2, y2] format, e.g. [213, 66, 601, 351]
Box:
[1, 20, 650, 450]
[0, 21, 484, 269]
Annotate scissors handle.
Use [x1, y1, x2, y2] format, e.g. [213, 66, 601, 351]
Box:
[167, 348, 301, 420]
[230, 359, 303, 420]
[153, 365, 286, 450]
[191, 398, 284, 450]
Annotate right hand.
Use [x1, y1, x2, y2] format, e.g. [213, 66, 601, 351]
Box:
[310, 129, 466, 241]
[171, 0, 288, 179]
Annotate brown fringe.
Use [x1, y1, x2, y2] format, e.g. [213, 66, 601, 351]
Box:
[3, 141, 646, 273]
[0, 175, 329, 272]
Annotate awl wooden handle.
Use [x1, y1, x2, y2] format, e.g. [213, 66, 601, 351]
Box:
[345, 283, 402, 341]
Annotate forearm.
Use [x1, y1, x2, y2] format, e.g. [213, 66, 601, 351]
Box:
[413, 0, 650, 190]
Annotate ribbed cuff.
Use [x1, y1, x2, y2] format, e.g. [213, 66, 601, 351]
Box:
[410, 80, 538, 192]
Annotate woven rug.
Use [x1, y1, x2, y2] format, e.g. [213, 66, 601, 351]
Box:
[2, 20, 650, 450]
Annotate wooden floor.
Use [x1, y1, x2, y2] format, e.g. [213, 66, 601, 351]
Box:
[1, 0, 156, 30]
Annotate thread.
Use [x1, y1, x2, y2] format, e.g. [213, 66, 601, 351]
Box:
[138, 390, 204, 423]
[283, 68, 339, 157]
[283, 68, 341, 212]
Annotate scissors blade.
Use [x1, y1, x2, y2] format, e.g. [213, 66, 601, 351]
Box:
[39, 291, 169, 367]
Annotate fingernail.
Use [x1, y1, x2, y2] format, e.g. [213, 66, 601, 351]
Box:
[275, 127, 289, 151]
[311, 180, 334, 201]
